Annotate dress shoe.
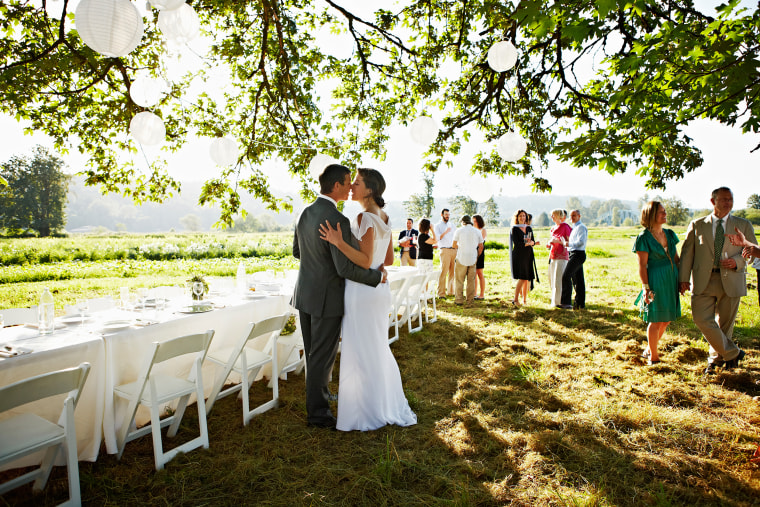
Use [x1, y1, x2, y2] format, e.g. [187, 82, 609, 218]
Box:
[723, 349, 746, 370]
[704, 362, 720, 375]
[308, 417, 337, 429]
[556, 304, 573, 309]
[327, 392, 338, 402]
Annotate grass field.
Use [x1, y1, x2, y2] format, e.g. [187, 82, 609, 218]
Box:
[1, 226, 759, 506]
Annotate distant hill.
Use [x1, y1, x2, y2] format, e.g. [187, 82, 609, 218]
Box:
[64, 176, 637, 233]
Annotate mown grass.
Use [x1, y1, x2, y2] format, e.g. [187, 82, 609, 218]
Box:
[1, 226, 759, 506]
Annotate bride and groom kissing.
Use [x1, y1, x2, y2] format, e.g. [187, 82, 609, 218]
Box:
[291, 164, 417, 431]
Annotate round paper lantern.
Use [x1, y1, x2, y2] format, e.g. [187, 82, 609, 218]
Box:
[410, 116, 439, 146]
[209, 137, 239, 167]
[469, 179, 492, 203]
[158, 3, 200, 44]
[130, 112, 166, 145]
[148, 0, 186, 10]
[75, 0, 144, 58]
[129, 75, 167, 107]
[308, 153, 338, 179]
[497, 131, 528, 162]
[487, 41, 518, 72]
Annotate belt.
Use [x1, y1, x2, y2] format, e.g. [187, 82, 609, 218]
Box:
[712, 268, 721, 273]
[441, 247, 455, 249]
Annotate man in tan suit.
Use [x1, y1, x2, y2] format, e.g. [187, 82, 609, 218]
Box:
[679, 187, 757, 374]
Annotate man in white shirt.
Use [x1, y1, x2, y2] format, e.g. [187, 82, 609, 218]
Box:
[452, 215, 484, 305]
[559, 210, 588, 309]
[434, 208, 456, 297]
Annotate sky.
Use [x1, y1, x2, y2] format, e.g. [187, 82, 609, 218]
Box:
[1, 0, 758, 210]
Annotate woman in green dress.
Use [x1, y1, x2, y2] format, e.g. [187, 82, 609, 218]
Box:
[633, 201, 681, 365]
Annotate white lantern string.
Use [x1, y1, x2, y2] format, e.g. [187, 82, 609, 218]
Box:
[75, 0, 144, 58]
[130, 112, 166, 145]
[209, 137, 239, 167]
[308, 153, 339, 179]
[129, 75, 168, 107]
[410, 116, 439, 146]
[497, 131, 528, 162]
[148, 0, 186, 10]
[487, 41, 518, 73]
[158, 3, 200, 44]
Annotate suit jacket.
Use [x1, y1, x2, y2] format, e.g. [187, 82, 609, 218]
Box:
[679, 214, 757, 297]
[292, 197, 382, 317]
[398, 228, 419, 259]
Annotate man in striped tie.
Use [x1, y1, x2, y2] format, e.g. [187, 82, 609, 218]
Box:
[679, 187, 758, 374]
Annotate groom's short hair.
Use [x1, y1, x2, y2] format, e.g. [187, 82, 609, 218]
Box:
[319, 164, 351, 194]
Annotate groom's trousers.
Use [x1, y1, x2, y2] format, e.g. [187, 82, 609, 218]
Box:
[299, 310, 342, 424]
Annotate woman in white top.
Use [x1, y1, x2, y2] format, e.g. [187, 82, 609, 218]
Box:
[319, 168, 417, 431]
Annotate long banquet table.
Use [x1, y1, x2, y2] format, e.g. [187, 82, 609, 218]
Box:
[0, 290, 290, 470]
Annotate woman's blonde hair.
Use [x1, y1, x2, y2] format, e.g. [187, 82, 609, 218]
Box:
[640, 201, 662, 230]
[550, 208, 566, 220]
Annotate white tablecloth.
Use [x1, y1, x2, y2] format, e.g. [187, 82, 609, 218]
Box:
[0, 291, 290, 469]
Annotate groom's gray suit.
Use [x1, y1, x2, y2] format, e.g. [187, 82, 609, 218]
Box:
[292, 196, 382, 426]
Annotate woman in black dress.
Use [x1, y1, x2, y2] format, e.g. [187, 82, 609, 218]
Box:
[416, 218, 436, 271]
[473, 214, 487, 300]
[510, 209, 537, 306]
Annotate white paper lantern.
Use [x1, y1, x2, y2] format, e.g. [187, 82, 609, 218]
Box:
[469, 179, 493, 203]
[130, 112, 166, 145]
[308, 153, 338, 179]
[158, 3, 200, 44]
[487, 41, 518, 72]
[497, 131, 528, 162]
[410, 116, 439, 146]
[75, 0, 144, 58]
[209, 137, 239, 167]
[148, 0, 186, 10]
[129, 75, 168, 107]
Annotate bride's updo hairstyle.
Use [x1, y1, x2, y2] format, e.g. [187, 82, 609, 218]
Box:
[357, 168, 386, 208]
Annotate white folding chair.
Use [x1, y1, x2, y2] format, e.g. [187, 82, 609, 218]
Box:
[205, 313, 290, 426]
[64, 296, 115, 316]
[114, 330, 214, 471]
[401, 273, 428, 334]
[388, 277, 410, 344]
[270, 312, 305, 384]
[0, 306, 38, 326]
[420, 270, 439, 323]
[0, 363, 91, 506]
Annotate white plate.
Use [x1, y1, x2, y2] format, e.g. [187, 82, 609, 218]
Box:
[59, 315, 92, 325]
[245, 293, 268, 300]
[100, 320, 133, 333]
[178, 305, 213, 314]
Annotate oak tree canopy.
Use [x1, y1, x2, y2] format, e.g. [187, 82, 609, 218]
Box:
[1, 0, 757, 224]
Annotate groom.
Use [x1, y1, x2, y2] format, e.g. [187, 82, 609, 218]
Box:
[292, 164, 384, 428]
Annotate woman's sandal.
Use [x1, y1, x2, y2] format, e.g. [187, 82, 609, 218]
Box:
[647, 359, 661, 366]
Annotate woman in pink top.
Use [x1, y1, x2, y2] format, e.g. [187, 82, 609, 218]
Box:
[547, 209, 571, 307]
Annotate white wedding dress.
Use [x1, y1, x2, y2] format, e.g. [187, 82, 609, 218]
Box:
[336, 211, 418, 431]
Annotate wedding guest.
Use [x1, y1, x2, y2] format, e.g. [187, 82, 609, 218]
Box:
[726, 227, 760, 306]
[435, 208, 456, 297]
[416, 218, 437, 272]
[510, 209, 536, 306]
[452, 215, 483, 305]
[398, 218, 418, 266]
[559, 210, 588, 310]
[633, 201, 681, 365]
[473, 214, 487, 300]
[547, 209, 571, 307]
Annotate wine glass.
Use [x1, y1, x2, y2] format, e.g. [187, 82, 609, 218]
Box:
[192, 281, 205, 301]
[120, 287, 130, 310]
[76, 299, 89, 326]
[136, 287, 148, 309]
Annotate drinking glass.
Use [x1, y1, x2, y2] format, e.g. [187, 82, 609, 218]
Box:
[76, 299, 89, 325]
[136, 288, 148, 309]
[192, 281, 205, 301]
[722, 252, 729, 277]
[120, 287, 130, 309]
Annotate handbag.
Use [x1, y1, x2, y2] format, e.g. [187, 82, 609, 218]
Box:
[633, 289, 649, 322]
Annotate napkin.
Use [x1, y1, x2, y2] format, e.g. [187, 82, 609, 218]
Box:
[0, 345, 32, 358]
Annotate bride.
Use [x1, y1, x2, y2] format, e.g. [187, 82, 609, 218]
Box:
[319, 168, 417, 431]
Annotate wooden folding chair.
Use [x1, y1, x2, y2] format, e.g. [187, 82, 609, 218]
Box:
[205, 313, 290, 426]
[0, 363, 91, 506]
[114, 330, 214, 471]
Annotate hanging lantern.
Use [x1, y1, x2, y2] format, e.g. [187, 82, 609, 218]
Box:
[158, 3, 200, 44]
[497, 131, 528, 162]
[130, 112, 165, 145]
[308, 153, 338, 179]
[75, 0, 144, 58]
[410, 116, 439, 146]
[487, 41, 518, 72]
[148, 0, 186, 10]
[209, 137, 239, 167]
[129, 75, 168, 107]
[469, 179, 493, 203]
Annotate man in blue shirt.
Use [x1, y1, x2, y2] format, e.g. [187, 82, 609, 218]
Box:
[560, 209, 588, 309]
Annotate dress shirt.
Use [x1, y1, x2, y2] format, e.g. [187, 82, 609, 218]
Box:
[318, 194, 338, 207]
[710, 212, 730, 238]
[453, 224, 483, 266]
[435, 220, 455, 248]
[568, 221, 588, 252]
